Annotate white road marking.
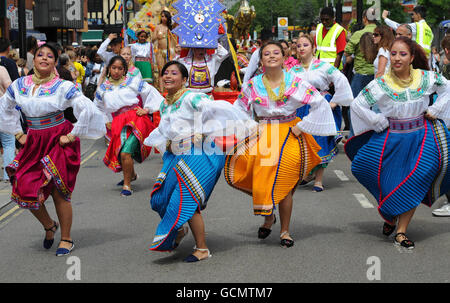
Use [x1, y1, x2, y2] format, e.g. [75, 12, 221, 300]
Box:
[353, 193, 374, 208]
[334, 170, 349, 181]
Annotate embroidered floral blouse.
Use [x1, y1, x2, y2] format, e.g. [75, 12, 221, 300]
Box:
[233, 70, 337, 136]
[94, 75, 163, 123]
[351, 69, 450, 135]
[289, 59, 353, 106]
[144, 90, 254, 152]
[0, 75, 106, 139]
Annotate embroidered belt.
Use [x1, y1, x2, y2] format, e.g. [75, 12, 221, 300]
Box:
[388, 114, 425, 133]
[27, 112, 65, 130]
[135, 57, 151, 62]
[112, 105, 139, 118]
[258, 112, 297, 123]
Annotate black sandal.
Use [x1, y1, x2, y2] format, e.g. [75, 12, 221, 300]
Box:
[394, 233, 415, 249]
[382, 222, 396, 236]
[258, 215, 276, 239]
[280, 231, 294, 248]
[43, 220, 59, 249]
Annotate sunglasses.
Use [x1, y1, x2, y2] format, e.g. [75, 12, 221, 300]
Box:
[373, 33, 381, 37]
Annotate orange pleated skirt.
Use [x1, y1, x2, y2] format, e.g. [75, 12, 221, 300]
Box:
[224, 117, 321, 216]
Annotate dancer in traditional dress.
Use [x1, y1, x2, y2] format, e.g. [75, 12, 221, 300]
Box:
[0, 44, 106, 256]
[104, 47, 145, 144]
[224, 41, 337, 247]
[290, 34, 353, 192]
[178, 44, 228, 95]
[130, 30, 153, 83]
[144, 61, 252, 262]
[345, 37, 450, 249]
[94, 56, 164, 196]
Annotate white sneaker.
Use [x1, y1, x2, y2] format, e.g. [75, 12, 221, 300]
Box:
[432, 203, 450, 217]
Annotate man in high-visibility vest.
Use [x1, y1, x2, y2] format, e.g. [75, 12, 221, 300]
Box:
[315, 7, 347, 69]
[382, 5, 434, 57]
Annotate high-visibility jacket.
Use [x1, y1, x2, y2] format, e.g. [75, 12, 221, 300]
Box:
[316, 23, 345, 69]
[415, 20, 433, 56]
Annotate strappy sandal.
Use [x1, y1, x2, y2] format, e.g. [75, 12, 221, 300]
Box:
[280, 231, 294, 248]
[258, 215, 276, 239]
[174, 225, 189, 248]
[55, 239, 75, 256]
[394, 233, 415, 249]
[120, 185, 133, 197]
[183, 246, 212, 263]
[312, 182, 324, 192]
[117, 174, 138, 186]
[43, 220, 59, 249]
[382, 222, 396, 236]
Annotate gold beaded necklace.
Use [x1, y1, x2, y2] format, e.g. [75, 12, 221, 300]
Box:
[262, 74, 286, 102]
[166, 88, 188, 105]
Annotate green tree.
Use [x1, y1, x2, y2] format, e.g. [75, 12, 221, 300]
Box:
[418, 0, 450, 26]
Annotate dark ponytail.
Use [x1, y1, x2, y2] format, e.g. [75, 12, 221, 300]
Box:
[392, 36, 429, 71]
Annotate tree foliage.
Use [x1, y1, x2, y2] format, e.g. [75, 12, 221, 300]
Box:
[418, 0, 450, 26]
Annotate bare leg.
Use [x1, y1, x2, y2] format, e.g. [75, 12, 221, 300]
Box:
[30, 203, 55, 240]
[120, 152, 135, 189]
[314, 167, 325, 189]
[52, 188, 73, 249]
[279, 192, 294, 241]
[188, 211, 209, 260]
[396, 207, 416, 235]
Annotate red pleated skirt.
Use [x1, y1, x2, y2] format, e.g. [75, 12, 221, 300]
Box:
[103, 109, 156, 172]
[7, 120, 80, 210]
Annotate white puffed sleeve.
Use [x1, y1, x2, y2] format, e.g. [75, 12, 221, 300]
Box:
[93, 88, 113, 123]
[188, 93, 257, 136]
[291, 81, 337, 136]
[136, 80, 164, 113]
[425, 72, 450, 123]
[350, 81, 389, 135]
[64, 83, 107, 139]
[0, 85, 22, 135]
[325, 64, 353, 106]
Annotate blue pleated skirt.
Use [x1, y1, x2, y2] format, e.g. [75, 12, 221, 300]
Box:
[149, 143, 225, 252]
[345, 116, 450, 224]
[297, 94, 343, 164]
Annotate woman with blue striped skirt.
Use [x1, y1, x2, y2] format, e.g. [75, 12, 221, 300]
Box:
[345, 37, 450, 249]
[143, 61, 253, 262]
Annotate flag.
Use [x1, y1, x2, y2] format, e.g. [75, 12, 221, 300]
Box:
[114, 0, 123, 11]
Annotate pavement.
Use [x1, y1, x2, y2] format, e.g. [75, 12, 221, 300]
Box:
[1, 138, 450, 283]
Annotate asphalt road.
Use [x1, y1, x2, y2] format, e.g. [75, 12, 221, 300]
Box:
[0, 138, 449, 283]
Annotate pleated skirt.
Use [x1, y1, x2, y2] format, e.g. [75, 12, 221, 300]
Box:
[224, 118, 322, 216]
[103, 109, 155, 173]
[345, 116, 450, 224]
[149, 143, 225, 251]
[296, 95, 343, 164]
[7, 120, 80, 210]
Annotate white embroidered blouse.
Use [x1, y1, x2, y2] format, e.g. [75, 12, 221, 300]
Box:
[0, 76, 106, 139]
[289, 59, 353, 106]
[144, 90, 254, 152]
[351, 69, 450, 135]
[233, 71, 337, 136]
[94, 75, 164, 123]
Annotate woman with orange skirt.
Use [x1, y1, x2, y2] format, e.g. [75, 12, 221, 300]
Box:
[224, 41, 337, 247]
